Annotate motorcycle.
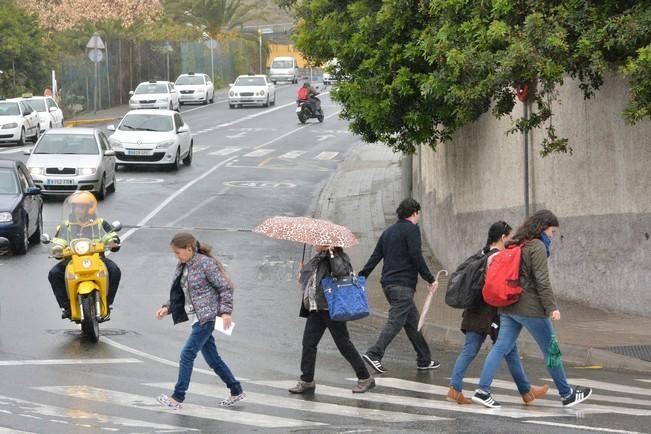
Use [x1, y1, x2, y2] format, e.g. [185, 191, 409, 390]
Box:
[296, 96, 324, 124]
[41, 197, 122, 343]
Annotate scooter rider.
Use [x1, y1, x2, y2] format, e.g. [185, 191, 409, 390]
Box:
[48, 191, 121, 319]
[297, 81, 321, 115]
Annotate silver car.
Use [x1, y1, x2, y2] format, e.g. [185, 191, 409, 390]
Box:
[25, 128, 117, 199]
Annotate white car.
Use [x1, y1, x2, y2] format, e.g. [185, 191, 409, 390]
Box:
[175, 73, 214, 105]
[19, 96, 64, 131]
[129, 81, 180, 111]
[107, 109, 192, 170]
[0, 99, 40, 146]
[228, 75, 276, 108]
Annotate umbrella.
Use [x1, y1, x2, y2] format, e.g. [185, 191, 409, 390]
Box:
[253, 216, 359, 248]
[417, 270, 448, 332]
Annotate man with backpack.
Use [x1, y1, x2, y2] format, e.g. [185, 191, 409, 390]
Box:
[358, 198, 440, 373]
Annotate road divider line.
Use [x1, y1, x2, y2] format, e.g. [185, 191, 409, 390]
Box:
[0, 358, 142, 366]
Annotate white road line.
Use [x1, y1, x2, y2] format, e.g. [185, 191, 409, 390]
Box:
[637, 379, 651, 383]
[278, 150, 305, 159]
[243, 149, 274, 157]
[37, 386, 325, 429]
[0, 428, 35, 434]
[192, 145, 209, 153]
[119, 156, 237, 242]
[543, 378, 651, 397]
[0, 358, 141, 366]
[209, 147, 240, 156]
[315, 151, 339, 160]
[0, 147, 25, 154]
[251, 380, 573, 419]
[0, 394, 194, 432]
[524, 420, 644, 434]
[145, 382, 451, 423]
[252, 109, 342, 150]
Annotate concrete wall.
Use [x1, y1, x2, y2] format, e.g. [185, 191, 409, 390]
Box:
[413, 73, 651, 316]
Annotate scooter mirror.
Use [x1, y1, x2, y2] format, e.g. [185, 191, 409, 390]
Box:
[40, 234, 52, 244]
[111, 221, 122, 232]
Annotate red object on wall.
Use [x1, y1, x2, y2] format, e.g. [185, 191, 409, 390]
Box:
[516, 84, 529, 102]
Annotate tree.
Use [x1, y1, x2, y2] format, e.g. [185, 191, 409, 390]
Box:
[164, 0, 258, 41]
[281, 1, 651, 156]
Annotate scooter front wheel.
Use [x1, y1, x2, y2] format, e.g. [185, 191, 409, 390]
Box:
[81, 294, 100, 342]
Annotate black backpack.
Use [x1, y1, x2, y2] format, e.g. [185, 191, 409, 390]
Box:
[445, 249, 491, 309]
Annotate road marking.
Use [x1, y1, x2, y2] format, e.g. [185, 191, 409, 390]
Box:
[278, 150, 305, 159]
[524, 420, 644, 433]
[0, 428, 35, 434]
[192, 145, 209, 153]
[222, 180, 295, 189]
[243, 149, 274, 157]
[37, 386, 325, 429]
[252, 109, 342, 150]
[166, 194, 220, 227]
[146, 382, 451, 423]
[225, 131, 247, 139]
[315, 152, 339, 160]
[0, 358, 141, 366]
[316, 134, 335, 141]
[0, 147, 25, 154]
[0, 394, 193, 432]
[209, 147, 241, 156]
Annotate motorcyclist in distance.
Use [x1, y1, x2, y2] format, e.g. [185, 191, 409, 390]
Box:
[297, 81, 322, 115]
[48, 191, 121, 319]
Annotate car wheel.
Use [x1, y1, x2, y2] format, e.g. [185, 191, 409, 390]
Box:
[14, 218, 29, 255]
[182, 143, 193, 166]
[202, 93, 208, 105]
[29, 209, 42, 244]
[17, 127, 26, 146]
[107, 170, 116, 193]
[263, 97, 269, 108]
[32, 127, 39, 143]
[96, 175, 107, 200]
[210, 93, 214, 103]
[168, 149, 180, 171]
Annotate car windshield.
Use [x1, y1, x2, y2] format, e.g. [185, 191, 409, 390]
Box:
[0, 102, 20, 116]
[176, 76, 204, 85]
[134, 83, 168, 94]
[234, 76, 266, 86]
[0, 168, 19, 195]
[272, 60, 293, 68]
[119, 114, 173, 132]
[34, 134, 99, 155]
[25, 99, 46, 112]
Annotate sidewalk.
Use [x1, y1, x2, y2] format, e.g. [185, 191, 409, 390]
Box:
[64, 105, 129, 127]
[317, 142, 651, 373]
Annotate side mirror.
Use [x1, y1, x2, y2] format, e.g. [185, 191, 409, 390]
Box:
[107, 125, 115, 131]
[104, 149, 115, 157]
[129, 90, 134, 96]
[25, 186, 41, 195]
[177, 125, 189, 133]
[111, 221, 122, 232]
[49, 107, 58, 113]
[228, 83, 233, 88]
[40, 234, 52, 244]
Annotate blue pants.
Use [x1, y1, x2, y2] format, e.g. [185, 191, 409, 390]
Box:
[450, 330, 530, 394]
[172, 320, 242, 403]
[478, 314, 571, 397]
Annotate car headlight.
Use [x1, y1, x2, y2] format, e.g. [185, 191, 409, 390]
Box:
[29, 167, 45, 176]
[109, 139, 122, 149]
[1, 123, 18, 129]
[156, 140, 176, 149]
[229, 91, 235, 97]
[71, 239, 91, 255]
[78, 168, 96, 176]
[258, 90, 266, 96]
[0, 212, 12, 223]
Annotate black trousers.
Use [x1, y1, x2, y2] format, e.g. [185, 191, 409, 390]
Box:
[48, 257, 121, 308]
[300, 310, 370, 382]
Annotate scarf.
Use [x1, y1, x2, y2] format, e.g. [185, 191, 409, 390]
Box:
[541, 231, 552, 257]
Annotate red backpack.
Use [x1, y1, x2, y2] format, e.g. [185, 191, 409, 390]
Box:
[482, 242, 527, 307]
[297, 87, 310, 101]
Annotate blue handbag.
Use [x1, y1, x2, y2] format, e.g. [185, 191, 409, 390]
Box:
[321, 275, 369, 321]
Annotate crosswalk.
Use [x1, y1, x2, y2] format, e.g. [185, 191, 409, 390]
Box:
[2, 376, 651, 432]
[199, 146, 341, 161]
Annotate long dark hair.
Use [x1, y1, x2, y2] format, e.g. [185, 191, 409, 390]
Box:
[484, 220, 512, 252]
[170, 232, 234, 287]
[506, 209, 560, 247]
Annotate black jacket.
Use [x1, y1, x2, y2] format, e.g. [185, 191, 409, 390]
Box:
[359, 219, 434, 288]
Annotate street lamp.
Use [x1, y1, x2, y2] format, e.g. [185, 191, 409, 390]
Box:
[205, 39, 217, 81]
[162, 42, 174, 81]
[258, 28, 273, 74]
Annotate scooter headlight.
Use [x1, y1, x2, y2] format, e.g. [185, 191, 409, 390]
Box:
[71, 239, 91, 255]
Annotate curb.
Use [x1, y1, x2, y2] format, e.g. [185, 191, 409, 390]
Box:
[65, 117, 121, 128]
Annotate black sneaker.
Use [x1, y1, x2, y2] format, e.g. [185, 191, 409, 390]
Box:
[362, 354, 386, 373]
[562, 386, 592, 408]
[417, 360, 441, 370]
[472, 390, 501, 408]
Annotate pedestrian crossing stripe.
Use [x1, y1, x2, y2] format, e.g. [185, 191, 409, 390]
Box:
[36, 385, 324, 429]
[315, 151, 340, 160]
[145, 382, 451, 423]
[278, 150, 305, 159]
[0, 394, 194, 432]
[542, 378, 651, 398]
[208, 147, 240, 156]
[243, 149, 274, 157]
[198, 146, 340, 161]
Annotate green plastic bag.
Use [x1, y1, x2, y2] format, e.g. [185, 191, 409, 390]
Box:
[546, 335, 563, 369]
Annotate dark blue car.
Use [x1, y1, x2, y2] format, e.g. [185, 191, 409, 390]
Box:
[0, 159, 43, 254]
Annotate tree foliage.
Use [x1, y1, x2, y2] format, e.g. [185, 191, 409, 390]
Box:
[164, 0, 259, 41]
[282, 0, 651, 155]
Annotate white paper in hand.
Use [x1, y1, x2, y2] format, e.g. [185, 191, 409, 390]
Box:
[214, 316, 235, 336]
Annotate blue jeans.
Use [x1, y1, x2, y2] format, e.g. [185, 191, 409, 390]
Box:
[172, 320, 242, 403]
[450, 331, 530, 394]
[478, 314, 571, 397]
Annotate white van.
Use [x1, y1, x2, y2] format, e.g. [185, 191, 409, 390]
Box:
[269, 57, 300, 84]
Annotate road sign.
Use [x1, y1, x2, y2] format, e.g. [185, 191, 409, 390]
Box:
[88, 49, 104, 63]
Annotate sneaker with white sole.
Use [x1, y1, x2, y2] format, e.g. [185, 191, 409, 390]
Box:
[362, 354, 386, 373]
[157, 394, 182, 409]
[562, 386, 592, 407]
[219, 392, 246, 407]
[417, 360, 441, 370]
[472, 390, 501, 408]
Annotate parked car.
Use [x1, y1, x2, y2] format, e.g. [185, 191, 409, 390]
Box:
[19, 95, 65, 131]
[107, 109, 192, 170]
[129, 81, 180, 111]
[228, 74, 276, 108]
[0, 98, 40, 146]
[0, 159, 43, 254]
[175, 73, 214, 105]
[269, 56, 300, 84]
[25, 128, 117, 199]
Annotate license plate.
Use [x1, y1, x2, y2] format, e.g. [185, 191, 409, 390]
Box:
[46, 178, 74, 185]
[296, 107, 302, 113]
[125, 149, 153, 156]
